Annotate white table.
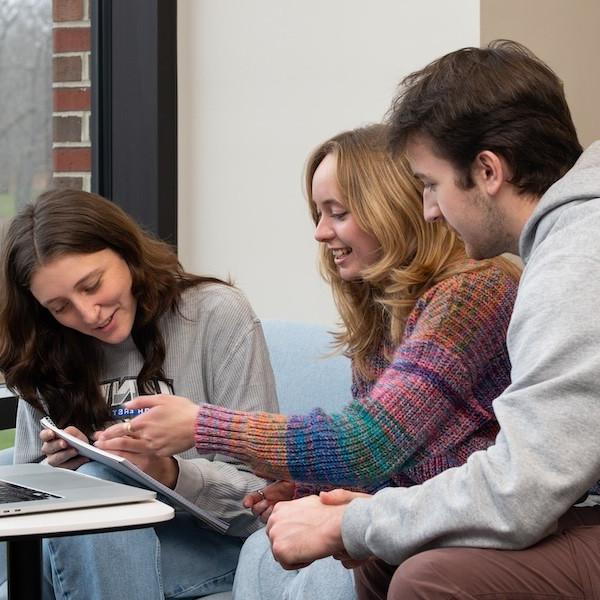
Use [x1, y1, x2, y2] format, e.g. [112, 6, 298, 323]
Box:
[0, 499, 174, 599]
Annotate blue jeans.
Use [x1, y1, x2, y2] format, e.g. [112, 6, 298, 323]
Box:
[42, 461, 243, 600]
[232, 528, 356, 600]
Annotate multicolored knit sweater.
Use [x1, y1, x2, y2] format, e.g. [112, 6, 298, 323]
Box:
[195, 265, 518, 491]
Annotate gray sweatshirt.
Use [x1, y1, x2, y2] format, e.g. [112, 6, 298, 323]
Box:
[342, 141, 600, 564]
[15, 283, 278, 537]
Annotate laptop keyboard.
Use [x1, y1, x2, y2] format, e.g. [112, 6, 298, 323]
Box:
[0, 480, 60, 502]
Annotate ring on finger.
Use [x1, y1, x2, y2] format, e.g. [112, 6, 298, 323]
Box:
[125, 420, 134, 435]
[256, 488, 266, 499]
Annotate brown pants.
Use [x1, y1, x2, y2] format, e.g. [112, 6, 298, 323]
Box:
[355, 506, 600, 600]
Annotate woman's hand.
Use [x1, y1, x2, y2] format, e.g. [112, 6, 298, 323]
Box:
[93, 429, 180, 488]
[95, 394, 198, 456]
[243, 480, 295, 523]
[40, 426, 90, 470]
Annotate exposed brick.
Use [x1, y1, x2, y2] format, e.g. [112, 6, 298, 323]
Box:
[53, 27, 90, 53]
[52, 176, 84, 190]
[53, 116, 82, 142]
[53, 0, 83, 22]
[54, 87, 90, 111]
[54, 147, 91, 172]
[53, 0, 84, 22]
[53, 56, 82, 83]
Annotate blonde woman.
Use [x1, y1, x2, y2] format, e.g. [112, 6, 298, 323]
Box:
[98, 124, 520, 599]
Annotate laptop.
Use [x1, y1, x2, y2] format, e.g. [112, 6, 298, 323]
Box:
[0, 463, 155, 516]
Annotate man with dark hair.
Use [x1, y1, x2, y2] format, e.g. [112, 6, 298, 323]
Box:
[266, 40, 600, 598]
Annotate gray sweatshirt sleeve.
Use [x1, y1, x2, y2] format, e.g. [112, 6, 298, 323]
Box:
[171, 286, 279, 537]
[14, 399, 46, 464]
[342, 249, 600, 564]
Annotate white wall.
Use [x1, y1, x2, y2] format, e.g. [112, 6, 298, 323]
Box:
[178, 0, 479, 326]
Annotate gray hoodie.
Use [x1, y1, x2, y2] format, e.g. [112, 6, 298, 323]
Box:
[342, 141, 600, 564]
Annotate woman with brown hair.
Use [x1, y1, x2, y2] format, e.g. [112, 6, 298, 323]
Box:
[98, 124, 521, 599]
[0, 189, 278, 599]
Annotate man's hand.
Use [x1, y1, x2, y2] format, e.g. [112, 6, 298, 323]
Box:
[94, 394, 198, 456]
[243, 480, 295, 523]
[320, 489, 372, 568]
[266, 494, 349, 570]
[40, 426, 89, 470]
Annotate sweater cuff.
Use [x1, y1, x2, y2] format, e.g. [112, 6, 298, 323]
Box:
[341, 497, 373, 560]
[195, 404, 253, 459]
[194, 404, 291, 480]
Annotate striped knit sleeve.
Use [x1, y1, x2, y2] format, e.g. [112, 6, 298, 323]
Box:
[195, 266, 517, 487]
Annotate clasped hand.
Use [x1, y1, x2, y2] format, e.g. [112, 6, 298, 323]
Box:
[266, 488, 371, 570]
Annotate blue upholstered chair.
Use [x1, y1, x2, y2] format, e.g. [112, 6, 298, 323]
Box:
[260, 319, 352, 415]
[0, 448, 12, 466]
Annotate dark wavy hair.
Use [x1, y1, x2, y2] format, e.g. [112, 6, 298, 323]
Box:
[0, 189, 227, 436]
[387, 40, 582, 196]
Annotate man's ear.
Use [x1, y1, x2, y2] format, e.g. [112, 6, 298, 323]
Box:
[472, 151, 507, 195]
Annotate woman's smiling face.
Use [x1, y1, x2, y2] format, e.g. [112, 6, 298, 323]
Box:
[29, 248, 137, 344]
[311, 152, 380, 281]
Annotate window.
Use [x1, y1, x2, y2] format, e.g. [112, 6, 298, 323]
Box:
[0, 0, 53, 227]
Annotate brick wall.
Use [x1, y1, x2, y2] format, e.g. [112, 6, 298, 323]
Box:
[52, 0, 91, 191]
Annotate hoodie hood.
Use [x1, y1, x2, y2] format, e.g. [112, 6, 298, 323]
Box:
[519, 141, 600, 263]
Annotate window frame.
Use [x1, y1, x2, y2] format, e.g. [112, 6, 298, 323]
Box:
[91, 0, 178, 245]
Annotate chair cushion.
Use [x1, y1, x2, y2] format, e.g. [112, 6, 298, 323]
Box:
[261, 319, 352, 415]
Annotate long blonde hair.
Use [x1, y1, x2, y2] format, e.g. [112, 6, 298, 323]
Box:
[306, 125, 518, 379]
